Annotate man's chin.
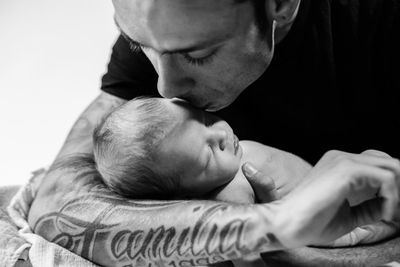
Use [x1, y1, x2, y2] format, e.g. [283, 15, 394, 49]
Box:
[205, 100, 235, 112]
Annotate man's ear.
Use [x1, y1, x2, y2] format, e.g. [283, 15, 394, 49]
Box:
[265, 0, 300, 26]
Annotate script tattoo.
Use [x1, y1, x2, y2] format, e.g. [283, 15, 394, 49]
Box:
[34, 195, 275, 266]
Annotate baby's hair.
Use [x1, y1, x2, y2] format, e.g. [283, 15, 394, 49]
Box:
[93, 96, 182, 199]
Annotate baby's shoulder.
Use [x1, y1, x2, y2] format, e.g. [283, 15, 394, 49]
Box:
[239, 140, 277, 167]
[240, 140, 280, 157]
[239, 140, 311, 173]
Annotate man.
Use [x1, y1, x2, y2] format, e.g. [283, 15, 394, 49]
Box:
[28, 0, 400, 266]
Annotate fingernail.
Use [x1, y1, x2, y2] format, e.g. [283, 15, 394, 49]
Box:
[243, 163, 258, 177]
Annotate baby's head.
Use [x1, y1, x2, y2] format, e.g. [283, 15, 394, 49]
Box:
[93, 97, 243, 199]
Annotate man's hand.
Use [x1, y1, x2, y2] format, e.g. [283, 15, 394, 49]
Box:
[243, 149, 400, 248]
[242, 163, 278, 203]
[273, 149, 400, 248]
[242, 145, 312, 202]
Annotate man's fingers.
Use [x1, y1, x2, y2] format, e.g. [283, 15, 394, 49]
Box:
[361, 149, 392, 158]
[352, 198, 384, 227]
[343, 152, 400, 196]
[242, 162, 278, 203]
[380, 177, 399, 221]
[351, 165, 399, 222]
[355, 155, 400, 176]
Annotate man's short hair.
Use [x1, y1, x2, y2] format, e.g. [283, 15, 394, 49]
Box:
[93, 97, 182, 199]
[236, 0, 268, 35]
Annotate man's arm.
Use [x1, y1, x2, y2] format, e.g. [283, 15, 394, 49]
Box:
[28, 92, 284, 266]
[30, 156, 282, 267]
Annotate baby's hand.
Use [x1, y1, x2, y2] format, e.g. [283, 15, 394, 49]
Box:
[318, 221, 400, 247]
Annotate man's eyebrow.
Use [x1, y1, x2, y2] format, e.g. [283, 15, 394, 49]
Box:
[114, 17, 229, 54]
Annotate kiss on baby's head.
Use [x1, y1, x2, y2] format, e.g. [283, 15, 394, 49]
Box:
[93, 97, 242, 200]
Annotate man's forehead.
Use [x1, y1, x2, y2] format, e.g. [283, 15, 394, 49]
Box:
[113, 0, 250, 52]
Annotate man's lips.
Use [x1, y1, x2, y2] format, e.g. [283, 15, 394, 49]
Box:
[205, 103, 230, 112]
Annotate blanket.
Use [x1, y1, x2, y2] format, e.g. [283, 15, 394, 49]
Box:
[3, 169, 97, 267]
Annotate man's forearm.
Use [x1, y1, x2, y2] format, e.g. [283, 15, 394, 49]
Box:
[30, 156, 283, 267]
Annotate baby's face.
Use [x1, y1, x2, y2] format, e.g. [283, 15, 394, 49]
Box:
[156, 99, 243, 196]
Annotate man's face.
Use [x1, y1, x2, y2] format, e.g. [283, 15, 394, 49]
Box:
[156, 99, 243, 195]
[113, 0, 273, 111]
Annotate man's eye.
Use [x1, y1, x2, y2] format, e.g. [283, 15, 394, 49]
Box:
[182, 49, 217, 66]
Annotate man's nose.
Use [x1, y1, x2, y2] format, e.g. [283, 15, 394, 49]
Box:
[157, 55, 195, 99]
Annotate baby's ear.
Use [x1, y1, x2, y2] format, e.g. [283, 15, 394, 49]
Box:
[265, 0, 300, 26]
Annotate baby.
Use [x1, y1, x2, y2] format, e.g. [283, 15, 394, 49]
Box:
[93, 97, 399, 250]
[93, 97, 309, 202]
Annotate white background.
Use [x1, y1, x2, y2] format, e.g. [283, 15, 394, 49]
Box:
[0, 0, 118, 186]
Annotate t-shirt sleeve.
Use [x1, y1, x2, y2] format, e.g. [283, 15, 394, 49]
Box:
[101, 34, 159, 100]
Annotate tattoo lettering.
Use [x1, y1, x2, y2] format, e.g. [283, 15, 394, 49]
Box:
[34, 195, 276, 266]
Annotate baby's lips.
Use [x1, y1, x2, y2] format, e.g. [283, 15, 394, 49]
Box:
[233, 134, 239, 155]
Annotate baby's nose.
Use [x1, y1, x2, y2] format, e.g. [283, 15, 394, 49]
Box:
[211, 129, 228, 150]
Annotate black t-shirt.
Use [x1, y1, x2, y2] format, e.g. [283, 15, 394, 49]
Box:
[101, 0, 400, 164]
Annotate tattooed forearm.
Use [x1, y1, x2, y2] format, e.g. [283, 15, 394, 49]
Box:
[33, 194, 282, 267]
